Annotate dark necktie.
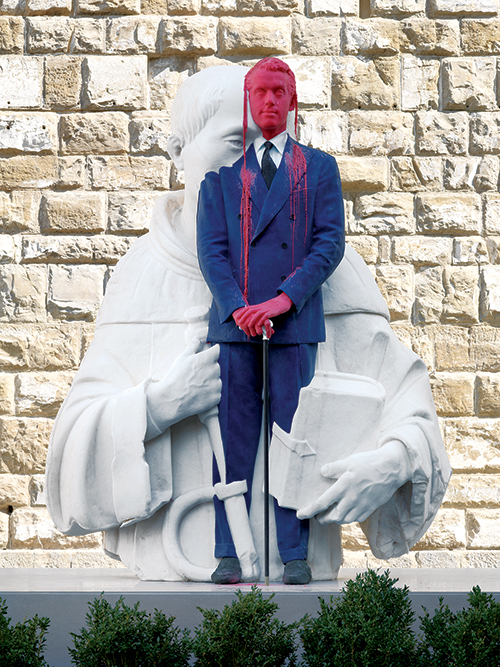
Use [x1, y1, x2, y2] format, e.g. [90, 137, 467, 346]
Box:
[261, 141, 277, 189]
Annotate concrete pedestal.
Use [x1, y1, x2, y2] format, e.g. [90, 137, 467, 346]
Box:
[1, 568, 500, 667]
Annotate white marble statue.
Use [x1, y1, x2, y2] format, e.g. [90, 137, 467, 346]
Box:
[46, 65, 451, 582]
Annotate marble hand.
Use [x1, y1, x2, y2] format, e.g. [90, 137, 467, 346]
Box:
[296, 441, 412, 525]
[233, 293, 293, 338]
[146, 338, 222, 437]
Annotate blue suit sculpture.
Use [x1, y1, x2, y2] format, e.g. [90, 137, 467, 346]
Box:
[197, 58, 345, 584]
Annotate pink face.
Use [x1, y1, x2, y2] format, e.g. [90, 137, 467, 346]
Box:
[247, 70, 295, 140]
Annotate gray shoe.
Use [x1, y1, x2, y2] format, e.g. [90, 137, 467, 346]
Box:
[211, 557, 242, 584]
[282, 559, 312, 585]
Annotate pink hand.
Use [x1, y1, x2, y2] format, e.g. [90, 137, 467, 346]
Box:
[233, 293, 293, 338]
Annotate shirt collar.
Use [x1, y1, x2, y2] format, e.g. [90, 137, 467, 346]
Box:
[253, 131, 288, 156]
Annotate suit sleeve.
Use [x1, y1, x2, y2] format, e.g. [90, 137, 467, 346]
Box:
[197, 171, 247, 323]
[280, 154, 345, 314]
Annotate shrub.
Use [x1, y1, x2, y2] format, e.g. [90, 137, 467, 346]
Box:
[0, 597, 50, 667]
[419, 585, 500, 667]
[68, 595, 191, 667]
[299, 569, 418, 667]
[192, 585, 297, 667]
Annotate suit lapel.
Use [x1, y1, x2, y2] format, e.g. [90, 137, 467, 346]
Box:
[233, 145, 268, 215]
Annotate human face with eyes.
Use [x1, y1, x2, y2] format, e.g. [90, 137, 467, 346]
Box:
[247, 70, 295, 140]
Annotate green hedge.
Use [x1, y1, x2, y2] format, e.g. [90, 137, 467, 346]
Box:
[2, 570, 500, 667]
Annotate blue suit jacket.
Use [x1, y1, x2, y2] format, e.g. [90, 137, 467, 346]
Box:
[197, 137, 345, 344]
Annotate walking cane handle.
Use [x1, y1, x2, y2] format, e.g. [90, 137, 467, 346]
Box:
[262, 319, 273, 341]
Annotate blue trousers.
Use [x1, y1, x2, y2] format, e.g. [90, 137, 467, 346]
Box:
[214, 342, 317, 564]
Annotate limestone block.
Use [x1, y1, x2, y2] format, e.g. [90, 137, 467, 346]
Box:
[414, 266, 444, 323]
[298, 111, 345, 155]
[348, 111, 413, 156]
[442, 265, 479, 324]
[470, 113, 500, 155]
[430, 372, 475, 416]
[392, 323, 435, 370]
[0, 374, 14, 414]
[107, 191, 156, 233]
[41, 192, 106, 234]
[0, 17, 24, 53]
[10, 508, 101, 548]
[0, 56, 43, 110]
[72, 549, 126, 568]
[0, 156, 61, 190]
[57, 156, 86, 189]
[129, 117, 170, 154]
[352, 192, 414, 234]
[60, 112, 128, 155]
[341, 550, 368, 568]
[341, 522, 369, 549]
[480, 265, 500, 324]
[415, 508, 466, 549]
[462, 20, 500, 56]
[0, 266, 47, 323]
[0, 324, 80, 371]
[345, 235, 378, 264]
[31, 550, 73, 567]
[0, 192, 38, 233]
[473, 157, 499, 191]
[401, 56, 440, 111]
[160, 17, 217, 56]
[463, 551, 500, 568]
[476, 374, 500, 417]
[453, 237, 489, 265]
[44, 55, 82, 110]
[336, 157, 388, 193]
[415, 111, 468, 155]
[170, 162, 185, 190]
[434, 325, 471, 372]
[343, 19, 400, 56]
[443, 417, 500, 471]
[0, 512, 7, 549]
[281, 56, 330, 108]
[415, 551, 463, 568]
[91, 235, 134, 263]
[71, 19, 105, 54]
[0, 473, 29, 509]
[416, 193, 481, 235]
[107, 17, 160, 55]
[0, 235, 19, 263]
[238, 0, 299, 14]
[292, 17, 340, 56]
[0, 113, 58, 155]
[370, 0, 424, 14]
[30, 475, 45, 506]
[15, 371, 73, 417]
[82, 55, 147, 110]
[219, 17, 290, 55]
[442, 58, 496, 111]
[26, 17, 72, 53]
[141, 0, 168, 11]
[22, 236, 93, 264]
[445, 473, 500, 507]
[467, 509, 500, 549]
[0, 417, 52, 474]
[331, 56, 399, 111]
[26, 0, 71, 12]
[148, 56, 195, 110]
[428, 0, 498, 15]
[81, 323, 94, 357]
[375, 265, 414, 320]
[485, 194, 500, 234]
[48, 265, 106, 321]
[470, 325, 500, 372]
[77, 0, 140, 13]
[400, 18, 460, 56]
[88, 156, 170, 190]
[485, 237, 500, 264]
[413, 157, 443, 190]
[306, 0, 358, 15]
[169, 0, 200, 14]
[443, 157, 481, 190]
[393, 236, 452, 266]
[390, 157, 420, 191]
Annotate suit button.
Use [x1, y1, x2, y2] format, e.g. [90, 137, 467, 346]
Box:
[290, 214, 295, 220]
[281, 242, 288, 249]
[238, 213, 242, 219]
[281, 275, 286, 282]
[250, 241, 256, 248]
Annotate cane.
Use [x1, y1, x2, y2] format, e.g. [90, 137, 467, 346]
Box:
[262, 319, 272, 586]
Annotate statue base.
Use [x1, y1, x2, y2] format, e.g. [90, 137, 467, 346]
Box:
[1, 568, 499, 667]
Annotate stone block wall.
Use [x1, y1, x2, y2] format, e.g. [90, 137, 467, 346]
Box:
[0, 0, 499, 571]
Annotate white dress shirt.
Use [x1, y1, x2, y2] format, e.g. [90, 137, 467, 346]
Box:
[253, 131, 288, 170]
